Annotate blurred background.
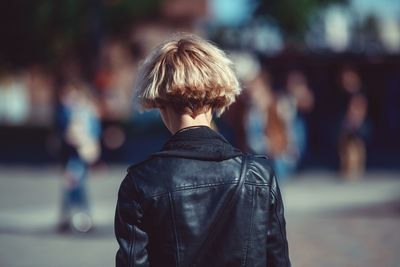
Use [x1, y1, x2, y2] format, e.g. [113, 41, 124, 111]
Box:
[0, 0, 399, 266]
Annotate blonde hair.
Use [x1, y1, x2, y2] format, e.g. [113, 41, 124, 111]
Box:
[135, 33, 241, 116]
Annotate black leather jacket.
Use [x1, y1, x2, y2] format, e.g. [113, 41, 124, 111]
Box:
[115, 126, 290, 267]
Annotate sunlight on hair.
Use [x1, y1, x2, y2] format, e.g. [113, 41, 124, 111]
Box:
[135, 33, 241, 116]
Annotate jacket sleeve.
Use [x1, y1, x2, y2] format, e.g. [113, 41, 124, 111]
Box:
[115, 173, 149, 267]
[266, 173, 291, 267]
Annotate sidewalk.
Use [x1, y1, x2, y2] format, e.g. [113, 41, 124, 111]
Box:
[283, 171, 400, 267]
[0, 167, 399, 267]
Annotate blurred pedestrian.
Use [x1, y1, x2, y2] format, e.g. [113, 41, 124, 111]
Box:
[245, 68, 302, 181]
[245, 69, 273, 155]
[56, 78, 101, 233]
[284, 70, 314, 163]
[338, 67, 368, 180]
[115, 34, 290, 267]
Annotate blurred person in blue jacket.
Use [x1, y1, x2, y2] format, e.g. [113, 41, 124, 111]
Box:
[56, 77, 101, 233]
[284, 70, 314, 163]
[244, 67, 313, 181]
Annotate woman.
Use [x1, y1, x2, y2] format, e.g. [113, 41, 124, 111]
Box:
[115, 34, 290, 267]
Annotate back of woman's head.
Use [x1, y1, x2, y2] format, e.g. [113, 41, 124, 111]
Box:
[135, 33, 241, 117]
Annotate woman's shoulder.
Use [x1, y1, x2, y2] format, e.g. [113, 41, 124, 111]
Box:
[245, 154, 277, 186]
[126, 157, 154, 173]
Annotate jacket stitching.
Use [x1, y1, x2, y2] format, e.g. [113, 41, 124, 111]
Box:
[168, 192, 181, 267]
[128, 224, 135, 267]
[270, 190, 290, 266]
[127, 174, 142, 267]
[148, 181, 271, 199]
[245, 181, 270, 186]
[241, 185, 256, 267]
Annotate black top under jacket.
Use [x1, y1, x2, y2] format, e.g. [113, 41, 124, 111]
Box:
[115, 126, 291, 267]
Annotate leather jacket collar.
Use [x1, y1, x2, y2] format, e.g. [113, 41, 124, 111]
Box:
[151, 126, 243, 161]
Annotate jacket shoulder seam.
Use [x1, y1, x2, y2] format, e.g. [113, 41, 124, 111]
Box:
[127, 157, 154, 172]
[149, 181, 238, 199]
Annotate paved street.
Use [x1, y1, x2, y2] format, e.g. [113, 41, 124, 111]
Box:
[0, 167, 399, 267]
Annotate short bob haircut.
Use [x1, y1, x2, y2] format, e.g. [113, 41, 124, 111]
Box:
[135, 33, 241, 117]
